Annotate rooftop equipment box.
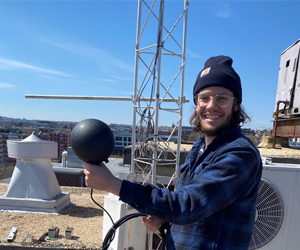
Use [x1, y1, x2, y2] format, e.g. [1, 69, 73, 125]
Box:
[275, 39, 300, 111]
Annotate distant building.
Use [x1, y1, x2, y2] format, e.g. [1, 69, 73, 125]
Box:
[38, 128, 70, 162]
[113, 132, 132, 156]
[0, 120, 35, 129]
[171, 124, 194, 141]
[241, 128, 255, 135]
[0, 128, 72, 164]
[0, 133, 28, 164]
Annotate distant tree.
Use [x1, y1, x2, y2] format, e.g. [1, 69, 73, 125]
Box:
[245, 134, 260, 146]
[0, 164, 15, 180]
[188, 131, 203, 142]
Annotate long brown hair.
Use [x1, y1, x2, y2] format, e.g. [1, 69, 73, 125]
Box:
[189, 104, 251, 132]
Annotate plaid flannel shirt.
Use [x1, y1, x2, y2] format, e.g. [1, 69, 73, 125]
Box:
[119, 126, 262, 250]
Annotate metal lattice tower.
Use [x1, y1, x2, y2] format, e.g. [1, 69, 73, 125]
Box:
[129, 0, 189, 189]
[130, 2, 189, 249]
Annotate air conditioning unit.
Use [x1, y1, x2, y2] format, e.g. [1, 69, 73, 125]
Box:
[249, 163, 300, 250]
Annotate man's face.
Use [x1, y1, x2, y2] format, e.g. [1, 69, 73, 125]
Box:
[195, 86, 238, 138]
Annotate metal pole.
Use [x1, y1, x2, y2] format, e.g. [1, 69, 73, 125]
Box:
[175, 0, 188, 180]
[25, 95, 132, 101]
[25, 94, 186, 103]
[131, 0, 143, 174]
[148, 1, 164, 250]
[152, 0, 165, 185]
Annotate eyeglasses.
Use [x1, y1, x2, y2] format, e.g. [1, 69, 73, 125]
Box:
[194, 94, 235, 107]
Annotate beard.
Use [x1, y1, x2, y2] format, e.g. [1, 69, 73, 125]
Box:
[200, 120, 230, 137]
[199, 107, 235, 137]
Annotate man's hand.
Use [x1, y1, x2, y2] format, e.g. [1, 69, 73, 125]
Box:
[83, 162, 122, 196]
[142, 215, 165, 231]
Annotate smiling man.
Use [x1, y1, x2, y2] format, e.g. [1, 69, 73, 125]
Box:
[84, 56, 262, 250]
[191, 55, 247, 146]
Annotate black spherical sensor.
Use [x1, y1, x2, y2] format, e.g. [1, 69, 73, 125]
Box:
[70, 119, 115, 164]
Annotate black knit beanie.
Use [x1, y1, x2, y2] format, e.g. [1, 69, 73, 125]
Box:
[193, 55, 242, 104]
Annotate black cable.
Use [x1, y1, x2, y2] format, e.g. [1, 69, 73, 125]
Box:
[102, 212, 167, 250]
[90, 189, 114, 225]
[90, 189, 167, 249]
[102, 212, 147, 250]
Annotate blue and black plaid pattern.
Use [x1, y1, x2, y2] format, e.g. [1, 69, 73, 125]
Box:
[120, 126, 262, 250]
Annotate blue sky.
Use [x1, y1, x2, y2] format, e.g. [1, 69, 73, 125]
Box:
[0, 0, 299, 130]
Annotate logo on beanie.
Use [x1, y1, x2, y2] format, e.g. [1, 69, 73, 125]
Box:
[200, 67, 211, 78]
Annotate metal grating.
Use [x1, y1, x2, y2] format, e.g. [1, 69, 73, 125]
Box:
[249, 178, 284, 249]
